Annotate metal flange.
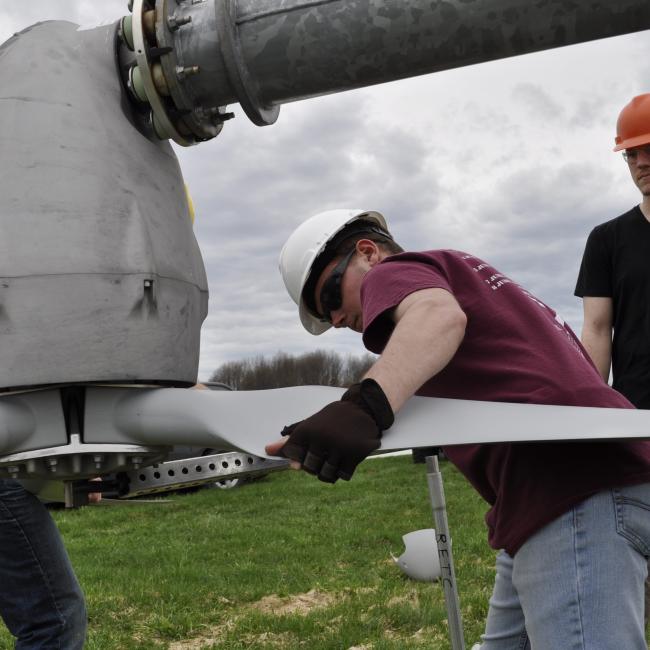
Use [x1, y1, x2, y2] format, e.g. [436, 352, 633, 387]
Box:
[154, 0, 195, 112]
[131, 0, 193, 145]
[154, 0, 226, 141]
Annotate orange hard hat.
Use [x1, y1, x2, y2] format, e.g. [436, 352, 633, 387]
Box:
[614, 94, 650, 151]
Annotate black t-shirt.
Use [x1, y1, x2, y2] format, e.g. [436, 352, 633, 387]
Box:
[575, 206, 650, 408]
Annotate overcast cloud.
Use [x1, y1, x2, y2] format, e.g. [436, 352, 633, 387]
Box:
[2, 3, 648, 380]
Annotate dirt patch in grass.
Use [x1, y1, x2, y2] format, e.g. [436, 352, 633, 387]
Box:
[386, 590, 419, 608]
[168, 636, 212, 649]
[167, 619, 236, 650]
[166, 590, 336, 649]
[250, 589, 336, 616]
[167, 626, 298, 650]
[241, 631, 297, 647]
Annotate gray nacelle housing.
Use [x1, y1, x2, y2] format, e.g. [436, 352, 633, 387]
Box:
[0, 21, 208, 390]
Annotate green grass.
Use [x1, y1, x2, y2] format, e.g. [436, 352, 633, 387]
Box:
[0, 459, 499, 649]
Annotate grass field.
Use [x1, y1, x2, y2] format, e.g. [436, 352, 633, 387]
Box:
[0, 456, 603, 648]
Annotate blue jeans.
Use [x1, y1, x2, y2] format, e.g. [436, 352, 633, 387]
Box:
[479, 484, 650, 650]
[0, 480, 86, 649]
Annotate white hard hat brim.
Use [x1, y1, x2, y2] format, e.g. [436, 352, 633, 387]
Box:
[299, 301, 332, 335]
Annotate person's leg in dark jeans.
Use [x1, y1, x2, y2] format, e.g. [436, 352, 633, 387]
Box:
[0, 479, 87, 649]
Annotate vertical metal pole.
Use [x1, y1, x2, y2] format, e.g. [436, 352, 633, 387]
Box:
[426, 455, 466, 650]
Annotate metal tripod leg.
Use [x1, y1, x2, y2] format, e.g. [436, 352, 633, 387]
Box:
[426, 455, 465, 650]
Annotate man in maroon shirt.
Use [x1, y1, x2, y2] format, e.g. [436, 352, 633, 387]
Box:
[267, 209, 650, 649]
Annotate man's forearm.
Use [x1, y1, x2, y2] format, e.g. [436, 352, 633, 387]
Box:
[580, 327, 612, 382]
[580, 297, 613, 382]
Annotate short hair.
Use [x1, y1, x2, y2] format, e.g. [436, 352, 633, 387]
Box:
[302, 221, 403, 316]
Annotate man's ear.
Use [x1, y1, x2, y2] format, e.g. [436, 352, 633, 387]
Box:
[355, 239, 380, 265]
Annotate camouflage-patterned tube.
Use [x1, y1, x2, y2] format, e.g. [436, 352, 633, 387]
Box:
[133, 0, 650, 140]
[140, 0, 650, 137]
[234, 0, 650, 106]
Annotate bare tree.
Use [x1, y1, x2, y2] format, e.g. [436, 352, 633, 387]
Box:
[209, 350, 375, 389]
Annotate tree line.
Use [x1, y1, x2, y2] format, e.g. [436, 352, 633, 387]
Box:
[209, 350, 376, 390]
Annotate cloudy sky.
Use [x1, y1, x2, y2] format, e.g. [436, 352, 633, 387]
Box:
[2, 3, 649, 381]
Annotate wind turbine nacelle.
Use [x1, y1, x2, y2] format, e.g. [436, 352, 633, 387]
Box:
[0, 22, 208, 391]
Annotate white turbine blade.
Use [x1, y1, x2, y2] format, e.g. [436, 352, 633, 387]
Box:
[85, 386, 650, 459]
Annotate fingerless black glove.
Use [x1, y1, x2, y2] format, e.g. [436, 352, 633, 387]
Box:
[279, 379, 394, 483]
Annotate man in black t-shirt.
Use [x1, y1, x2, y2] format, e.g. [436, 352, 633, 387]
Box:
[575, 93, 650, 620]
[576, 93, 650, 407]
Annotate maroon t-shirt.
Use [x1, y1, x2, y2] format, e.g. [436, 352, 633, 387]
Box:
[361, 250, 650, 555]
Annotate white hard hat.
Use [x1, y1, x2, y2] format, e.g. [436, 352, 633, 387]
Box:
[391, 528, 442, 582]
[279, 209, 388, 335]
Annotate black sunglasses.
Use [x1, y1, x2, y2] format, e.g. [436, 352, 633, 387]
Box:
[317, 248, 356, 322]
